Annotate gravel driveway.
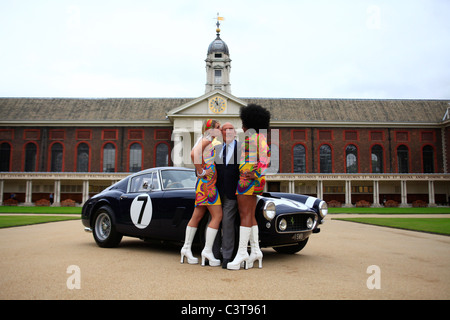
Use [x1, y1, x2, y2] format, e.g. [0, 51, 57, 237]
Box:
[1, 214, 449, 300]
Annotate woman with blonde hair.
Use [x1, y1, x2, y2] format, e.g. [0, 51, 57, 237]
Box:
[180, 119, 223, 266]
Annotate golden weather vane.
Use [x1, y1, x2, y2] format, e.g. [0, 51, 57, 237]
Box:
[214, 13, 224, 34]
[215, 12, 224, 22]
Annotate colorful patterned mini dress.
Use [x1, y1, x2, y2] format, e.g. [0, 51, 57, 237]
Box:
[236, 132, 270, 196]
[194, 138, 222, 206]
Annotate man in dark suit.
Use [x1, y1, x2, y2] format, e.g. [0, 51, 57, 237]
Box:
[214, 122, 242, 268]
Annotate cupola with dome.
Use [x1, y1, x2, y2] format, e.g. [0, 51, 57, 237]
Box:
[205, 17, 231, 93]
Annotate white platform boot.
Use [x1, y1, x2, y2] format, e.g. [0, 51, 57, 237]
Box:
[247, 225, 263, 269]
[227, 226, 251, 270]
[180, 226, 198, 264]
[201, 227, 221, 267]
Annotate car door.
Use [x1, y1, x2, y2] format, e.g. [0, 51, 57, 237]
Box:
[118, 171, 164, 238]
[158, 169, 197, 241]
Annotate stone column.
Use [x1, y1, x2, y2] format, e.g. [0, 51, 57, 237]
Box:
[428, 180, 436, 207]
[372, 180, 381, 207]
[53, 180, 61, 206]
[82, 180, 90, 204]
[400, 180, 408, 207]
[316, 180, 323, 199]
[0, 180, 4, 205]
[288, 180, 295, 193]
[24, 180, 33, 206]
[344, 180, 352, 207]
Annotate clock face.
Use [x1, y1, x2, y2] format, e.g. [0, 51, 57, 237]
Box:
[208, 96, 226, 114]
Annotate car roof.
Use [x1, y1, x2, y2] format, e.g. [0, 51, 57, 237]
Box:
[131, 167, 194, 176]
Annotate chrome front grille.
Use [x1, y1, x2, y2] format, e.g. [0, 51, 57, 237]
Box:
[275, 213, 317, 233]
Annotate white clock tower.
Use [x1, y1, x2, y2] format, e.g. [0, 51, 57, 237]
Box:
[205, 18, 231, 93]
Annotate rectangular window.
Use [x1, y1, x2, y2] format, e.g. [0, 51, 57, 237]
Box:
[395, 131, 409, 142]
[0, 129, 14, 140]
[344, 130, 358, 141]
[214, 70, 222, 84]
[292, 130, 306, 140]
[49, 129, 65, 140]
[24, 129, 40, 140]
[102, 129, 118, 140]
[76, 129, 92, 140]
[318, 130, 332, 140]
[128, 129, 144, 140]
[421, 131, 435, 142]
[155, 129, 170, 140]
[370, 131, 384, 141]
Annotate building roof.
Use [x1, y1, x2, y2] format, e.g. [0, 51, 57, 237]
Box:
[244, 98, 449, 124]
[0, 97, 448, 126]
[0, 98, 191, 123]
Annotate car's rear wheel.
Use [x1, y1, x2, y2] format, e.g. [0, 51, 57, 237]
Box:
[93, 206, 123, 248]
[273, 238, 309, 254]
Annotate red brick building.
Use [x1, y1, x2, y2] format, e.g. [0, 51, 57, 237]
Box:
[1, 25, 449, 206]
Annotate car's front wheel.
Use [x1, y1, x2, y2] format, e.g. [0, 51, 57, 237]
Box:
[93, 206, 123, 248]
[273, 238, 309, 254]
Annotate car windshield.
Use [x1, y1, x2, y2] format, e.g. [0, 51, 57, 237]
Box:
[161, 169, 196, 190]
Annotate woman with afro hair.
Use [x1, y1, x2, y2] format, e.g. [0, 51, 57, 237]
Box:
[227, 104, 271, 270]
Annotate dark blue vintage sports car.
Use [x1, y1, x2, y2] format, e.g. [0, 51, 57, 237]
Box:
[82, 167, 327, 254]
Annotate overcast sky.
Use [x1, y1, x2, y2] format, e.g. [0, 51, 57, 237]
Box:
[1, 0, 449, 99]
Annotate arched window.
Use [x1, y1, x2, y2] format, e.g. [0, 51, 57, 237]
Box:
[24, 143, 37, 172]
[346, 144, 358, 173]
[50, 143, 63, 172]
[77, 143, 89, 172]
[293, 144, 306, 173]
[155, 143, 169, 167]
[422, 145, 434, 173]
[103, 143, 116, 172]
[319, 144, 332, 173]
[0, 142, 11, 172]
[397, 145, 409, 173]
[371, 145, 384, 173]
[129, 143, 142, 172]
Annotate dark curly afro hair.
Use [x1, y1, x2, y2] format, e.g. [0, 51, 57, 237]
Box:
[240, 104, 271, 133]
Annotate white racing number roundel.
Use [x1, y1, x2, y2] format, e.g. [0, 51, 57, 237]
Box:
[130, 194, 152, 229]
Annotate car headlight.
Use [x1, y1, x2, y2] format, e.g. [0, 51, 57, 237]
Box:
[263, 201, 276, 221]
[279, 218, 287, 231]
[318, 200, 328, 218]
[306, 217, 314, 229]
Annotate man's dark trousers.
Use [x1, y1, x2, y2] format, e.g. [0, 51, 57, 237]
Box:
[213, 141, 241, 262]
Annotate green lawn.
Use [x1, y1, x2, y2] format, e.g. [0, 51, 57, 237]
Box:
[0, 215, 80, 228]
[334, 217, 450, 235]
[0, 206, 81, 214]
[328, 207, 450, 214]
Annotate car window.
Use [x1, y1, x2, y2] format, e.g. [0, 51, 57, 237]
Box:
[151, 172, 160, 190]
[161, 169, 196, 190]
[129, 173, 153, 193]
[108, 178, 128, 192]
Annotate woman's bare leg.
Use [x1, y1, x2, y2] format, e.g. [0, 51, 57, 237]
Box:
[188, 206, 207, 228]
[206, 205, 223, 229]
[237, 194, 257, 227]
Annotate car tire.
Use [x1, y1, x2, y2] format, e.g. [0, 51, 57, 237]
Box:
[93, 206, 123, 248]
[273, 238, 309, 254]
